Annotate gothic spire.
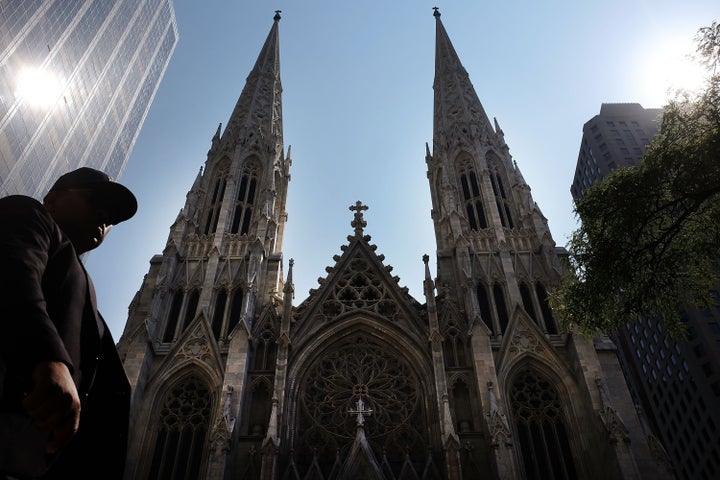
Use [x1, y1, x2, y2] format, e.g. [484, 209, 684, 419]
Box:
[432, 9, 493, 148]
[219, 12, 283, 153]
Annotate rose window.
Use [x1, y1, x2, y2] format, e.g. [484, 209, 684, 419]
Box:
[295, 334, 427, 469]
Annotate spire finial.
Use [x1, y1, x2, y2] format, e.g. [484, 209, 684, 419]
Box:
[349, 201, 368, 236]
[432, 7, 440, 17]
[274, 10, 281, 21]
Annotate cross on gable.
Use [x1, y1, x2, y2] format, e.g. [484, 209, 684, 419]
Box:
[348, 396, 373, 427]
[349, 200, 368, 236]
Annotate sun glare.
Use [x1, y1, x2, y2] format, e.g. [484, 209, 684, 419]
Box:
[15, 67, 63, 108]
[638, 36, 707, 105]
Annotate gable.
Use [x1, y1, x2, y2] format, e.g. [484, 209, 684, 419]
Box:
[292, 236, 427, 345]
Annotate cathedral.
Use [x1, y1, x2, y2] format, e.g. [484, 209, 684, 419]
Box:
[117, 10, 673, 480]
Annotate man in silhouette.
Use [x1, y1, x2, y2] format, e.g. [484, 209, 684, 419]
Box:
[0, 167, 137, 479]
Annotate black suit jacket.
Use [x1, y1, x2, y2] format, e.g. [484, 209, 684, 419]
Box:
[0, 195, 130, 479]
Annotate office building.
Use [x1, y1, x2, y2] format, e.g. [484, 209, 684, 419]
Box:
[571, 103, 661, 199]
[572, 103, 720, 480]
[0, 0, 178, 197]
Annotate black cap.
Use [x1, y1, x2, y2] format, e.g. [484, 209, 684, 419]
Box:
[49, 167, 138, 225]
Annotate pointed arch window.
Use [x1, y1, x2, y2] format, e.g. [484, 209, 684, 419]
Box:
[231, 162, 259, 235]
[203, 175, 227, 235]
[252, 323, 277, 370]
[493, 284, 510, 334]
[163, 290, 184, 342]
[536, 283, 558, 334]
[519, 282, 538, 324]
[510, 369, 577, 480]
[488, 165, 514, 229]
[211, 290, 228, 340]
[442, 323, 469, 368]
[227, 287, 244, 335]
[147, 376, 212, 479]
[182, 289, 200, 330]
[459, 166, 488, 231]
[243, 382, 271, 436]
[450, 378, 473, 433]
[476, 283, 494, 334]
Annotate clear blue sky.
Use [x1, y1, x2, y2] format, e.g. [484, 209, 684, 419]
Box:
[86, 1, 717, 341]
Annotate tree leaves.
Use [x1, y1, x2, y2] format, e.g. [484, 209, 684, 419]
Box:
[551, 23, 720, 338]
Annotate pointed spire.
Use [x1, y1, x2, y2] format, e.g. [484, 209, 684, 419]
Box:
[433, 9, 493, 147]
[284, 258, 294, 295]
[191, 166, 203, 192]
[220, 13, 283, 153]
[423, 254, 432, 283]
[493, 117, 504, 138]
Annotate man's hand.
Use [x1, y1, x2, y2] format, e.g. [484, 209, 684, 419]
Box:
[21, 361, 81, 453]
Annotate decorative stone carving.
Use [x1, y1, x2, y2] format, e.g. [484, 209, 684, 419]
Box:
[180, 328, 212, 362]
[486, 381, 512, 448]
[595, 376, 630, 444]
[508, 325, 543, 355]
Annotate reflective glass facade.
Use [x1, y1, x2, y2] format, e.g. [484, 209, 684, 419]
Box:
[0, 0, 178, 197]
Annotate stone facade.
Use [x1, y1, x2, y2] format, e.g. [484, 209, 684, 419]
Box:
[117, 11, 672, 480]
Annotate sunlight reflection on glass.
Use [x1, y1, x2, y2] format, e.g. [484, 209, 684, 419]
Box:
[15, 66, 64, 108]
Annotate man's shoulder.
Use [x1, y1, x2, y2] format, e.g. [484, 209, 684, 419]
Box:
[0, 195, 54, 230]
[0, 194, 45, 211]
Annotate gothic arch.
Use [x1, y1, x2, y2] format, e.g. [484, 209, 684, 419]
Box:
[485, 150, 516, 229]
[500, 358, 590, 480]
[454, 151, 489, 232]
[201, 158, 231, 235]
[284, 318, 439, 478]
[447, 372, 482, 433]
[239, 376, 273, 437]
[138, 369, 217, 480]
[230, 156, 262, 235]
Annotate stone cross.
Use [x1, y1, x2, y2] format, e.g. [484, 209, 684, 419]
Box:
[349, 396, 373, 427]
[349, 200, 368, 236]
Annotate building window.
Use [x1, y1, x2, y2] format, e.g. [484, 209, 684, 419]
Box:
[252, 323, 277, 371]
[519, 282, 537, 324]
[510, 369, 577, 480]
[148, 376, 212, 479]
[494, 284, 509, 333]
[243, 382, 271, 436]
[450, 379, 474, 433]
[231, 162, 259, 235]
[183, 289, 200, 330]
[203, 176, 227, 235]
[459, 167, 487, 230]
[536, 283, 558, 334]
[211, 290, 227, 340]
[489, 168, 514, 228]
[227, 288, 244, 334]
[476, 283, 494, 334]
[443, 321, 469, 368]
[163, 290, 184, 342]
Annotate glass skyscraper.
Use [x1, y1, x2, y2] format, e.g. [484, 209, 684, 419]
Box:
[0, 0, 178, 197]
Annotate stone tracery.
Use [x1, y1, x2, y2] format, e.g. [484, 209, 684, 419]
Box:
[293, 334, 428, 476]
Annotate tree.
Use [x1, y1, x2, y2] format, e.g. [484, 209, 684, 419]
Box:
[552, 22, 720, 338]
